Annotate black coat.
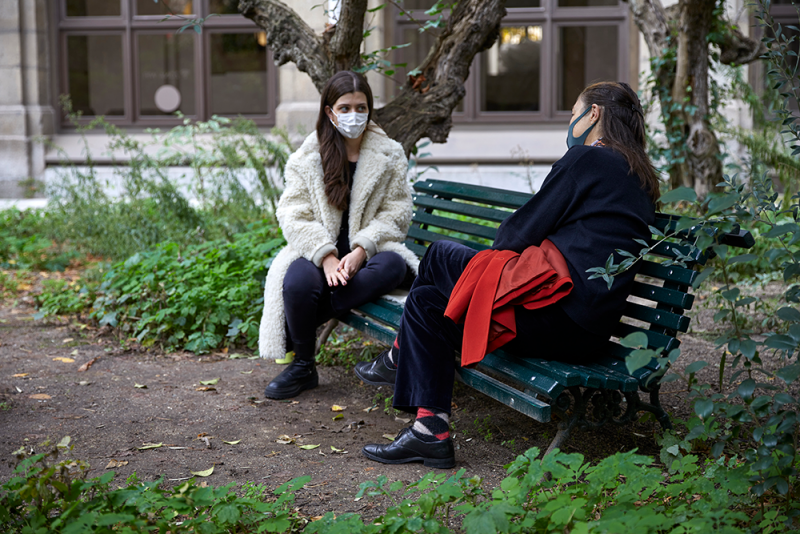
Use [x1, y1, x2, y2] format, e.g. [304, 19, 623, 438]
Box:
[493, 145, 655, 337]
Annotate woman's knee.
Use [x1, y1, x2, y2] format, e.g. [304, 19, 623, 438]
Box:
[371, 251, 407, 285]
[283, 258, 324, 298]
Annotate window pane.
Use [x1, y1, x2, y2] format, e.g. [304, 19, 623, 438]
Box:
[404, 0, 542, 5]
[66, 35, 125, 116]
[557, 25, 618, 110]
[136, 0, 194, 16]
[138, 33, 196, 115]
[209, 0, 240, 14]
[209, 33, 268, 115]
[506, 1, 542, 7]
[481, 26, 541, 112]
[558, 0, 617, 6]
[66, 0, 121, 17]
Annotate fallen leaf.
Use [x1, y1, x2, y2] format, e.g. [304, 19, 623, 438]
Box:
[299, 444, 320, 450]
[134, 383, 147, 389]
[137, 442, 163, 450]
[331, 405, 346, 411]
[264, 451, 280, 458]
[382, 434, 396, 441]
[57, 436, 71, 449]
[195, 386, 216, 392]
[191, 466, 214, 477]
[105, 459, 128, 469]
[330, 446, 348, 454]
[362, 406, 378, 413]
[29, 394, 51, 400]
[70, 349, 79, 356]
[62, 338, 74, 343]
[52, 357, 75, 363]
[169, 447, 188, 450]
[223, 440, 241, 445]
[78, 356, 99, 372]
[12, 373, 28, 378]
[332, 413, 343, 421]
[276, 434, 296, 445]
[395, 416, 411, 424]
[240, 370, 253, 374]
[78, 381, 91, 386]
[289, 401, 300, 405]
[200, 378, 220, 385]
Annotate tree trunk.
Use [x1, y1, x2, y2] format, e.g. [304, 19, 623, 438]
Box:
[238, 0, 506, 155]
[628, 0, 765, 197]
[673, 0, 721, 197]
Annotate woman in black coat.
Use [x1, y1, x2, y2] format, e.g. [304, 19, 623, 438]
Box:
[355, 81, 660, 468]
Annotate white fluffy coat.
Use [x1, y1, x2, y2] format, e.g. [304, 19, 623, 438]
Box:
[258, 129, 419, 359]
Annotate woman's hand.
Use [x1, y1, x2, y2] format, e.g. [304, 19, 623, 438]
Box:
[322, 254, 348, 287]
[337, 247, 367, 282]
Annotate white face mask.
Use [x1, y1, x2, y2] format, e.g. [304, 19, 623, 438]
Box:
[330, 110, 369, 139]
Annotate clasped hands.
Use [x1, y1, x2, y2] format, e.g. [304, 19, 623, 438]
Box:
[322, 246, 366, 287]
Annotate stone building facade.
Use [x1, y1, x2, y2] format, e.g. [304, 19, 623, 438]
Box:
[0, 0, 786, 200]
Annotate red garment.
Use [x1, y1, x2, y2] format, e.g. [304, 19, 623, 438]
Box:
[443, 240, 573, 367]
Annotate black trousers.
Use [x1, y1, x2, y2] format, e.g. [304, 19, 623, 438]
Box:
[283, 251, 407, 360]
[392, 240, 607, 414]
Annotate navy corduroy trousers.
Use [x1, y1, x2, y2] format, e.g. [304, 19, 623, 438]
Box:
[283, 251, 407, 361]
[392, 240, 606, 415]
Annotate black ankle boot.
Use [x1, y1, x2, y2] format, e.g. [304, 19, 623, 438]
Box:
[264, 358, 318, 399]
[354, 350, 397, 387]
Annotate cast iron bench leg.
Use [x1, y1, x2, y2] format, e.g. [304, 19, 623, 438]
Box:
[544, 385, 585, 457]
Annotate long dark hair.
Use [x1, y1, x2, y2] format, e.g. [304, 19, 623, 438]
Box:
[316, 71, 374, 211]
[579, 82, 660, 204]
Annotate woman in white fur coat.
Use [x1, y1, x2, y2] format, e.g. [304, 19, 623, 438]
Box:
[260, 71, 419, 399]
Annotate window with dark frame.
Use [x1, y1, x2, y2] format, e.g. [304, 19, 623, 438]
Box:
[390, 0, 630, 123]
[58, 0, 277, 127]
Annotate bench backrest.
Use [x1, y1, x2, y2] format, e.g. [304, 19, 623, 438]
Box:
[407, 179, 754, 385]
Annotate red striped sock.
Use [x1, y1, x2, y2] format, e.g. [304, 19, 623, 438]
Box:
[411, 407, 450, 442]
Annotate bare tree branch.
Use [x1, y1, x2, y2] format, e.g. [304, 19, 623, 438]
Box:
[239, 0, 333, 92]
[329, 0, 369, 71]
[375, 0, 507, 154]
[719, 26, 767, 65]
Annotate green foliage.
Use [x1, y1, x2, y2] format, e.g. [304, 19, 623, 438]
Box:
[44, 97, 291, 261]
[36, 221, 284, 353]
[1, 440, 307, 533]
[308, 447, 761, 534]
[316, 328, 384, 369]
[0, 209, 80, 271]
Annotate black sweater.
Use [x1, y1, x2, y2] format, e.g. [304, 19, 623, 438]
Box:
[493, 145, 655, 338]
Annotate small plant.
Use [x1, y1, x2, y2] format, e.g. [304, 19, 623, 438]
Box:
[316, 329, 384, 369]
[473, 415, 493, 442]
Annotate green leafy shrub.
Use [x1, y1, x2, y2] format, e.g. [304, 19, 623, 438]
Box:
[42, 99, 291, 261]
[0, 209, 80, 271]
[308, 447, 763, 534]
[36, 220, 284, 353]
[1, 440, 307, 533]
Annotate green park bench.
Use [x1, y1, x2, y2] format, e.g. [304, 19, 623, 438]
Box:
[328, 178, 755, 453]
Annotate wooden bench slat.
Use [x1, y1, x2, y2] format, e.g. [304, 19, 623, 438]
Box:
[356, 301, 402, 327]
[479, 353, 565, 398]
[491, 350, 583, 387]
[639, 261, 698, 287]
[412, 194, 512, 223]
[622, 301, 691, 333]
[403, 240, 428, 257]
[413, 180, 531, 209]
[407, 227, 490, 251]
[614, 322, 678, 352]
[413, 211, 498, 241]
[630, 281, 695, 310]
[339, 312, 396, 345]
[456, 367, 552, 422]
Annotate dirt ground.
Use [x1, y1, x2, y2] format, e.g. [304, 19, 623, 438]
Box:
[0, 282, 766, 517]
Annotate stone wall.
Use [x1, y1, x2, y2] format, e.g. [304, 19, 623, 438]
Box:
[0, 0, 55, 198]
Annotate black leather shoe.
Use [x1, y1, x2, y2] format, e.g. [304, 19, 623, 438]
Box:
[354, 350, 397, 387]
[362, 427, 455, 469]
[264, 358, 318, 399]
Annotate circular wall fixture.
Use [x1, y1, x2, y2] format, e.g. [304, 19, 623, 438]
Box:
[154, 84, 181, 113]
